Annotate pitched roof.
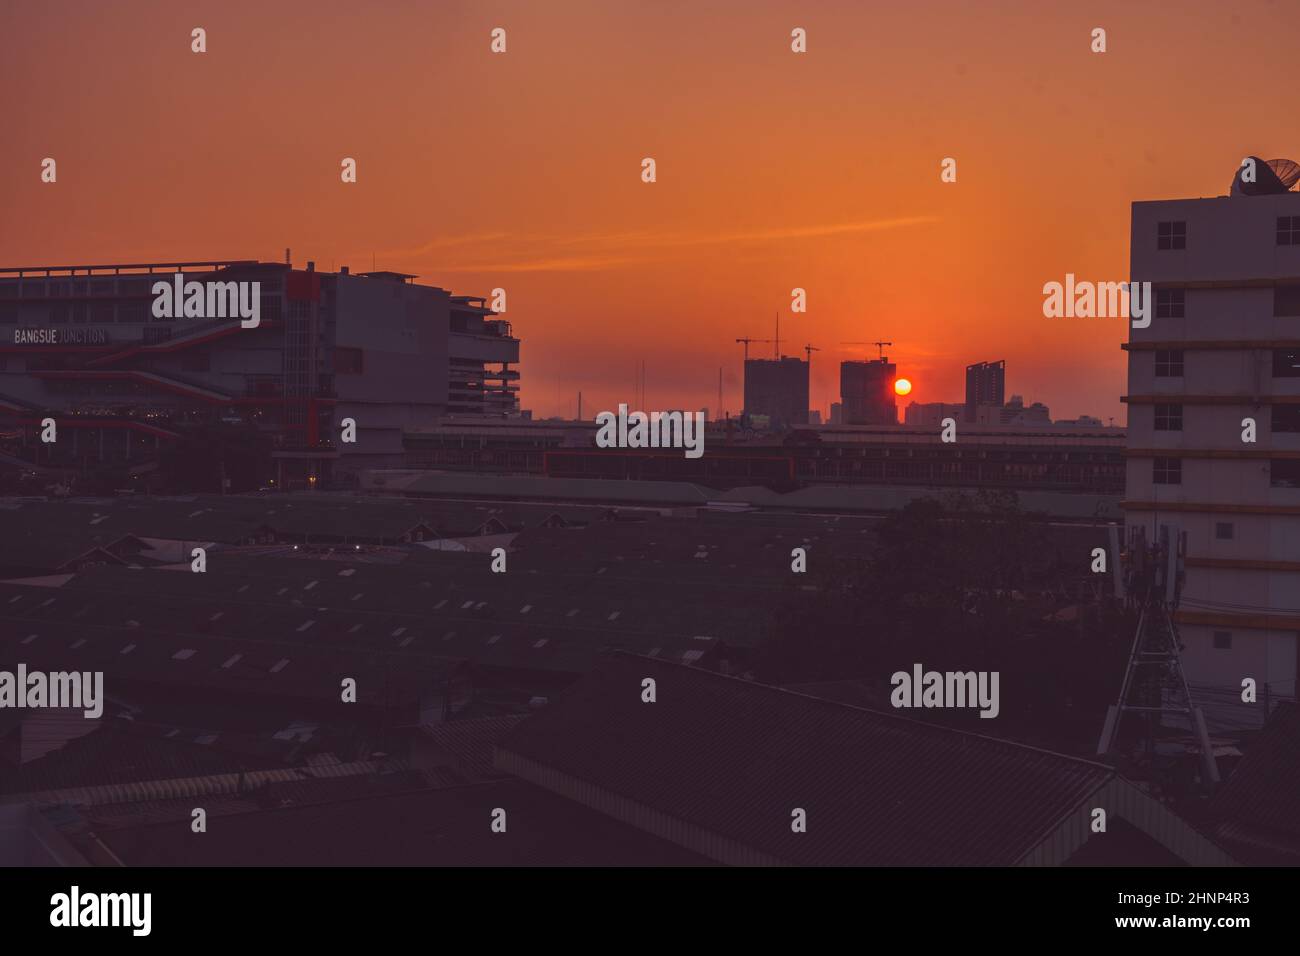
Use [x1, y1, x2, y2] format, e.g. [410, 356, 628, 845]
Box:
[499, 652, 1155, 866]
[1208, 702, 1300, 864]
[421, 715, 527, 779]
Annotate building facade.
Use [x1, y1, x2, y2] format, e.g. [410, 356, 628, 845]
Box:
[965, 360, 1006, 423]
[0, 260, 519, 490]
[840, 358, 897, 425]
[1126, 166, 1300, 718]
[743, 356, 808, 429]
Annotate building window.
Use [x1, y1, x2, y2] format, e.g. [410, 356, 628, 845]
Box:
[1274, 285, 1300, 317]
[1273, 349, 1300, 377]
[333, 347, 364, 374]
[1213, 631, 1232, 650]
[1153, 457, 1182, 484]
[1154, 403, 1183, 430]
[1278, 216, 1300, 245]
[1273, 405, 1300, 432]
[1156, 288, 1185, 319]
[1154, 349, 1184, 377]
[1271, 459, 1300, 488]
[1215, 521, 1234, 540]
[1157, 221, 1186, 250]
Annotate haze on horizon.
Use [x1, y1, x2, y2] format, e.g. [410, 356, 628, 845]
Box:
[3, 0, 1296, 423]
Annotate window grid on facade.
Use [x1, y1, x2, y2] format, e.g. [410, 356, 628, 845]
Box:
[1157, 220, 1186, 250]
[1277, 215, 1300, 245]
[1153, 457, 1182, 485]
[1155, 288, 1185, 319]
[1154, 349, 1184, 377]
[1274, 285, 1300, 317]
[1272, 404, 1300, 433]
[1153, 403, 1183, 431]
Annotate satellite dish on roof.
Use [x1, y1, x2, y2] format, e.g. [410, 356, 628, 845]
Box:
[1233, 156, 1300, 195]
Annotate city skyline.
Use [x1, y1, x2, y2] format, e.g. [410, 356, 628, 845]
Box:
[2, 0, 1298, 898]
[5, 1, 1298, 421]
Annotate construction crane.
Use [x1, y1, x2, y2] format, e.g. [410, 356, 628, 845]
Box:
[735, 337, 775, 361]
[802, 344, 820, 362]
[842, 340, 893, 360]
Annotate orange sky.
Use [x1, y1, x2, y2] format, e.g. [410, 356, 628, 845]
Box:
[3, 0, 1297, 422]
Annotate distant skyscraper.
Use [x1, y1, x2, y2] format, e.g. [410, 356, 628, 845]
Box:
[840, 358, 897, 425]
[743, 356, 808, 428]
[965, 360, 1006, 422]
[829, 402, 843, 425]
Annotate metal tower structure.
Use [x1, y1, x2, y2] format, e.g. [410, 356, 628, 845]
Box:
[1097, 524, 1220, 787]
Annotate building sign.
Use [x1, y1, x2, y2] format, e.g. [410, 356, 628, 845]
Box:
[13, 328, 110, 345]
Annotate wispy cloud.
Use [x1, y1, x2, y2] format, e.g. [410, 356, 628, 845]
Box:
[436, 254, 651, 273]
[373, 216, 939, 274]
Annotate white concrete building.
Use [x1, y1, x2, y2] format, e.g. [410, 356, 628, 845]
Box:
[1126, 158, 1300, 727]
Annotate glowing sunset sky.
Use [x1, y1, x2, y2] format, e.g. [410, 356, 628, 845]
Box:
[3, 0, 1296, 421]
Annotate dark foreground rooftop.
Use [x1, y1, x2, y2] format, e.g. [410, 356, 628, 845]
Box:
[498, 652, 1236, 866]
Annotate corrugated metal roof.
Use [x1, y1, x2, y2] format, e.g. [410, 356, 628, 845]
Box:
[92, 779, 710, 866]
[1209, 702, 1300, 864]
[499, 652, 1119, 866]
[421, 715, 526, 780]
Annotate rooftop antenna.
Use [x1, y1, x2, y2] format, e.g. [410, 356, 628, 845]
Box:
[803, 343, 820, 363]
[285, 248, 291, 266]
[775, 313, 780, 359]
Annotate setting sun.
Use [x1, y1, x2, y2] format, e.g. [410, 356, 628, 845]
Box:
[894, 378, 912, 396]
